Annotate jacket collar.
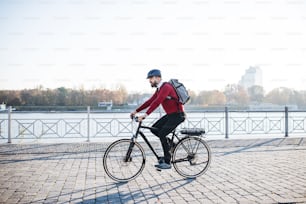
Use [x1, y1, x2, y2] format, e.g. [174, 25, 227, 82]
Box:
[157, 80, 164, 89]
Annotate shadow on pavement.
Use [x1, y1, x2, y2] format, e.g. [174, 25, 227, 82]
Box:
[220, 138, 281, 156]
[76, 178, 195, 204]
[0, 143, 107, 164]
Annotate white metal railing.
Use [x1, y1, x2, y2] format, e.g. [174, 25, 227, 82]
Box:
[1, 106, 306, 143]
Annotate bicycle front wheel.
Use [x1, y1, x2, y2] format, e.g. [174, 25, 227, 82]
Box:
[103, 139, 146, 182]
[172, 137, 211, 178]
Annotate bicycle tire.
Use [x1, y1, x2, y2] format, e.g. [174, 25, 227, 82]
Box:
[172, 136, 211, 178]
[103, 139, 146, 182]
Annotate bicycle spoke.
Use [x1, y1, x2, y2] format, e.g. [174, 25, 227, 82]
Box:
[172, 137, 211, 178]
[192, 139, 201, 154]
[103, 139, 145, 182]
[180, 137, 201, 156]
[179, 139, 192, 155]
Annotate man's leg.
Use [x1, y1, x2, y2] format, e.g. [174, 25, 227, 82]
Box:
[151, 114, 168, 136]
[156, 113, 185, 164]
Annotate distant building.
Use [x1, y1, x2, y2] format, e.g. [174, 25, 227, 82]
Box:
[98, 100, 113, 110]
[239, 66, 263, 89]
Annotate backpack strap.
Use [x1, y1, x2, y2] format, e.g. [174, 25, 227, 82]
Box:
[161, 82, 181, 112]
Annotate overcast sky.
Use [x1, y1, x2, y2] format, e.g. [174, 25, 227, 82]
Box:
[0, 0, 305, 93]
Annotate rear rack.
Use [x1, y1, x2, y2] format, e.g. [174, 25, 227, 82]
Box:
[180, 128, 206, 136]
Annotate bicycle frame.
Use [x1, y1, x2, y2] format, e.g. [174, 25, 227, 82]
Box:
[132, 120, 180, 161]
[103, 118, 211, 181]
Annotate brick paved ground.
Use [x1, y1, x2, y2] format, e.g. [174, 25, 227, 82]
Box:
[0, 137, 306, 204]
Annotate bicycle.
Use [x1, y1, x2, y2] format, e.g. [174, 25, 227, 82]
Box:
[103, 116, 211, 182]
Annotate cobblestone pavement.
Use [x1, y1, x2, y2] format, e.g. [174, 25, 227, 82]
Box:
[0, 137, 306, 204]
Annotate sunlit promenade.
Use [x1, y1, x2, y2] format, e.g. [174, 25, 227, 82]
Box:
[0, 137, 306, 203]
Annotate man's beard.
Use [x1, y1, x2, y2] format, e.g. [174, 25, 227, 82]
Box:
[151, 81, 158, 87]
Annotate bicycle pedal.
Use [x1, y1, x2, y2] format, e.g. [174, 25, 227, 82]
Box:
[155, 168, 162, 172]
[123, 157, 132, 162]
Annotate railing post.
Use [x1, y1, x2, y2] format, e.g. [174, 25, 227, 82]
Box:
[225, 106, 229, 139]
[8, 106, 12, 143]
[87, 106, 90, 142]
[285, 106, 289, 137]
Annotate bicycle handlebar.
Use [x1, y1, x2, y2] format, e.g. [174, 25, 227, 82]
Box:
[130, 115, 141, 123]
[131, 115, 158, 132]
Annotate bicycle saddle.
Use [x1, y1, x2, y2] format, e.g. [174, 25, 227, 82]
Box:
[180, 128, 206, 136]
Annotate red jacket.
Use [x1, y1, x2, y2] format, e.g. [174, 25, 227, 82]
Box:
[136, 82, 184, 115]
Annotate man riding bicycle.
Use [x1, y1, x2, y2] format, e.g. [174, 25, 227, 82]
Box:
[130, 69, 186, 169]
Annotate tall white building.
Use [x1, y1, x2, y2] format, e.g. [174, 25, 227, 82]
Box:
[239, 66, 263, 89]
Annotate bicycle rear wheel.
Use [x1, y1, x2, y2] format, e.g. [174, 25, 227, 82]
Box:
[172, 137, 211, 178]
[103, 139, 145, 182]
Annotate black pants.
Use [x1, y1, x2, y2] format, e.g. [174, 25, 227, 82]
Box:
[151, 112, 186, 164]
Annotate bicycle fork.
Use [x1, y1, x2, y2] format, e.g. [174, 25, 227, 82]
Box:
[124, 139, 135, 162]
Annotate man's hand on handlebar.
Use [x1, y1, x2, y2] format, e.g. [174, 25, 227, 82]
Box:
[130, 111, 137, 119]
[130, 111, 147, 122]
[137, 114, 147, 122]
